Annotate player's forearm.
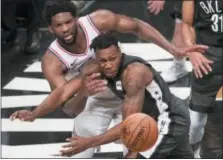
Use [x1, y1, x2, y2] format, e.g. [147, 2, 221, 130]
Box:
[135, 19, 177, 55]
[182, 23, 196, 47]
[32, 88, 68, 118]
[90, 123, 121, 148]
[62, 90, 87, 117]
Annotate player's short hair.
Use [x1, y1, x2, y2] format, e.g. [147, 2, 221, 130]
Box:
[90, 32, 119, 52]
[43, 0, 77, 25]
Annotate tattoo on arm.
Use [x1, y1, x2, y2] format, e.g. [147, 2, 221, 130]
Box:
[122, 74, 146, 119]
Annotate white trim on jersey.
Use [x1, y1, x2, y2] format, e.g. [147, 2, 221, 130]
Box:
[146, 80, 171, 135]
[137, 80, 172, 158]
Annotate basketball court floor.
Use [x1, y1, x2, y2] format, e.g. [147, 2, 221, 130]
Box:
[1, 29, 222, 159]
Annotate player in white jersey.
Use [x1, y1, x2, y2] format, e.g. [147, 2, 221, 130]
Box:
[10, 1, 210, 158]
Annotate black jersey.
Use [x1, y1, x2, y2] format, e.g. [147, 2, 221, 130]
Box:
[105, 54, 189, 135]
[194, 0, 222, 47]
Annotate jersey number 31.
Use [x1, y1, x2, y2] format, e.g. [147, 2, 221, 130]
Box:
[211, 14, 223, 32]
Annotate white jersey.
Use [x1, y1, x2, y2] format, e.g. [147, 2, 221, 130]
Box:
[49, 15, 98, 80]
[48, 15, 121, 101]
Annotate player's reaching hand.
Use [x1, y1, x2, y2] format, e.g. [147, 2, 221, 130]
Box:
[59, 136, 92, 157]
[172, 44, 209, 58]
[187, 52, 213, 78]
[83, 73, 107, 96]
[10, 110, 35, 122]
[147, 0, 165, 15]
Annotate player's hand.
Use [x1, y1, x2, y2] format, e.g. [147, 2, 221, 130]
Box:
[147, 0, 165, 15]
[173, 44, 209, 58]
[83, 73, 107, 96]
[187, 52, 213, 78]
[10, 110, 35, 122]
[59, 136, 92, 157]
[124, 151, 138, 158]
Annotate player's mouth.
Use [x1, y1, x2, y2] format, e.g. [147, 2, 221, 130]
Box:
[64, 35, 73, 41]
[105, 71, 116, 77]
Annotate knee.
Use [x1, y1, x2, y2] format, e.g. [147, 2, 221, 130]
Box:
[189, 110, 207, 132]
[73, 115, 96, 136]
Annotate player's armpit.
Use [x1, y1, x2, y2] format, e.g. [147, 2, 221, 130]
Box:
[41, 49, 68, 90]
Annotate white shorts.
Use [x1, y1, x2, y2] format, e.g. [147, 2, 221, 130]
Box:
[73, 87, 123, 137]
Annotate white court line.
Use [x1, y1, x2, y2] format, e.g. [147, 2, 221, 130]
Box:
[3, 77, 51, 92]
[2, 118, 74, 132]
[2, 118, 118, 132]
[1, 87, 221, 109]
[1, 87, 190, 109]
[1, 95, 48, 108]
[122, 43, 173, 60]
[2, 142, 122, 158]
[23, 60, 192, 73]
[24, 61, 41, 72]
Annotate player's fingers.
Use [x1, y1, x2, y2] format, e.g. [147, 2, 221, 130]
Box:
[147, 0, 153, 5]
[148, 2, 155, 10]
[92, 87, 106, 94]
[149, 4, 157, 13]
[199, 62, 208, 75]
[196, 65, 203, 78]
[154, 6, 161, 15]
[194, 70, 199, 79]
[192, 62, 200, 79]
[10, 112, 18, 121]
[60, 148, 74, 156]
[186, 45, 209, 53]
[88, 73, 101, 80]
[62, 143, 74, 148]
[203, 61, 213, 72]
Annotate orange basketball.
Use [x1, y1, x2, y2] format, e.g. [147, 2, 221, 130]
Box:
[120, 113, 158, 152]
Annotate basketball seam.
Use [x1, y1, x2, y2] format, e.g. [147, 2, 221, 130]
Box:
[127, 115, 148, 149]
[141, 118, 151, 151]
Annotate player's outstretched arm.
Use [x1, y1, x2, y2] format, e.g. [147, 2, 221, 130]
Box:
[89, 9, 208, 57]
[10, 60, 101, 121]
[10, 75, 83, 121]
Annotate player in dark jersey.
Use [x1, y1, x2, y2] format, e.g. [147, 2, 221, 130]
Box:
[58, 33, 194, 158]
[182, 0, 222, 158]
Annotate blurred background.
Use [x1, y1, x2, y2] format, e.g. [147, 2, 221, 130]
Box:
[1, 0, 222, 158]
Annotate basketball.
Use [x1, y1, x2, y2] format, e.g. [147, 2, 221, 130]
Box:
[120, 113, 158, 152]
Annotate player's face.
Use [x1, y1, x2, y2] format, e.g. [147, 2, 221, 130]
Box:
[96, 45, 122, 78]
[49, 12, 78, 45]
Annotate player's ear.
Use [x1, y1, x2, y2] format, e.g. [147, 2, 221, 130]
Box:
[48, 26, 53, 34]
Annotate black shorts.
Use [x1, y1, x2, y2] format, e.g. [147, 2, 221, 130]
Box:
[190, 46, 222, 113]
[138, 96, 194, 158]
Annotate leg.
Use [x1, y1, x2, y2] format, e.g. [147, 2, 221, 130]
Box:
[189, 69, 222, 158]
[1, 0, 19, 52]
[189, 109, 207, 158]
[167, 135, 194, 158]
[25, 0, 42, 53]
[160, 18, 188, 83]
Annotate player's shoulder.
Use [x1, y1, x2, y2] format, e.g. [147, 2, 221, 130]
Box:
[125, 62, 148, 75]
[41, 48, 61, 64]
[89, 9, 115, 19]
